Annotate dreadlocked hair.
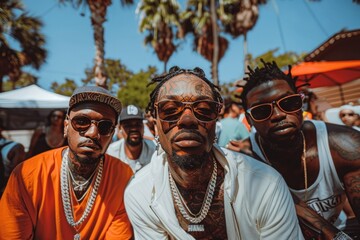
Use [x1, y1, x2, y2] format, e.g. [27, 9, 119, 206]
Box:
[146, 66, 223, 118]
[239, 59, 305, 110]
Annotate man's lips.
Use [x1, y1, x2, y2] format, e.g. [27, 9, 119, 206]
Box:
[129, 132, 141, 137]
[270, 122, 296, 134]
[79, 142, 101, 150]
[172, 133, 203, 148]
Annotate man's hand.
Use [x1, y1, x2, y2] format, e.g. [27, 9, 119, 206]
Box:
[226, 139, 251, 155]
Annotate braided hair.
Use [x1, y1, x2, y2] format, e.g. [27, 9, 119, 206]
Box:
[147, 66, 223, 118]
[239, 59, 304, 110]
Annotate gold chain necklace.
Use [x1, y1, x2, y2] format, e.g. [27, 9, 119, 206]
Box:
[258, 131, 308, 201]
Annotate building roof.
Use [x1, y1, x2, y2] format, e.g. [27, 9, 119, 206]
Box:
[304, 29, 360, 62]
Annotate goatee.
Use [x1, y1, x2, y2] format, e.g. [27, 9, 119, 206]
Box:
[171, 151, 210, 170]
[126, 135, 143, 147]
[70, 148, 102, 165]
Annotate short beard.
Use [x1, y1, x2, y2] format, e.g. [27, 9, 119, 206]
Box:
[267, 131, 303, 154]
[126, 135, 143, 147]
[69, 147, 102, 165]
[171, 151, 210, 170]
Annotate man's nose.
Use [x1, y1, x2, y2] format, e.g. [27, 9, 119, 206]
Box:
[84, 123, 100, 139]
[271, 103, 286, 119]
[177, 108, 198, 128]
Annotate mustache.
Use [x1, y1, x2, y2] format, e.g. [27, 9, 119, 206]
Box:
[78, 139, 102, 150]
[170, 129, 205, 143]
[128, 131, 141, 135]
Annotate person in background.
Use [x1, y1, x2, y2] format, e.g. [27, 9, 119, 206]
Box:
[338, 104, 360, 131]
[238, 60, 359, 239]
[107, 105, 156, 173]
[124, 66, 303, 239]
[0, 121, 25, 198]
[144, 111, 157, 140]
[26, 109, 67, 158]
[0, 86, 133, 239]
[217, 97, 249, 148]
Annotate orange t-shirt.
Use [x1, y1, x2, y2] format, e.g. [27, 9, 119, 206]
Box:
[0, 147, 133, 239]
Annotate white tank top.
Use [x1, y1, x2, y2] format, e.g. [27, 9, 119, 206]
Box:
[250, 120, 345, 226]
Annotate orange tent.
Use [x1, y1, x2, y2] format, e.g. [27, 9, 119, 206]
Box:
[289, 60, 360, 88]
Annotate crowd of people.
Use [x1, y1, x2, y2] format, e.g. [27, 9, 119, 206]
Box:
[0, 61, 359, 239]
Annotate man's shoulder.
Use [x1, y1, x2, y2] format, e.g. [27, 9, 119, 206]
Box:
[221, 147, 282, 181]
[220, 117, 239, 124]
[0, 139, 16, 149]
[143, 138, 156, 149]
[125, 153, 163, 191]
[125, 164, 153, 195]
[12, 148, 62, 178]
[109, 139, 124, 148]
[105, 153, 132, 169]
[107, 139, 124, 155]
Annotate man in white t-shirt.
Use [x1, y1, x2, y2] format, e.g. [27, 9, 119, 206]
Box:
[107, 105, 156, 173]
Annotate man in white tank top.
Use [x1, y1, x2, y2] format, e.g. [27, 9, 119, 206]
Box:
[234, 60, 360, 239]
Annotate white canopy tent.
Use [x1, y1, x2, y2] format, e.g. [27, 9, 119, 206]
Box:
[0, 85, 70, 149]
[0, 84, 70, 108]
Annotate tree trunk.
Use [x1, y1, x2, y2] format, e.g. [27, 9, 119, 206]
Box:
[88, 1, 109, 89]
[0, 75, 3, 93]
[243, 33, 249, 75]
[210, 0, 219, 86]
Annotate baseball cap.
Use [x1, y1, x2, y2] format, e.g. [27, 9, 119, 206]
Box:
[68, 86, 122, 117]
[119, 105, 144, 123]
[339, 104, 360, 115]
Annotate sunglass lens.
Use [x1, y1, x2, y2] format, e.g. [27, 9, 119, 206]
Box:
[72, 116, 91, 131]
[52, 114, 63, 119]
[341, 113, 354, 117]
[250, 104, 272, 121]
[98, 120, 114, 135]
[193, 101, 219, 121]
[157, 101, 183, 122]
[279, 95, 302, 112]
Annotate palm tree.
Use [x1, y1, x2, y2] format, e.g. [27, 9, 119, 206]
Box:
[137, 0, 182, 73]
[181, 0, 228, 86]
[219, 0, 266, 74]
[0, 0, 47, 92]
[60, 0, 134, 89]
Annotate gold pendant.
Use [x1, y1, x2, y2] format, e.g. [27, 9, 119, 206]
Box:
[188, 224, 204, 232]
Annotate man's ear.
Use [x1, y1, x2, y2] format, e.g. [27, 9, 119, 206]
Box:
[245, 112, 254, 127]
[64, 118, 69, 138]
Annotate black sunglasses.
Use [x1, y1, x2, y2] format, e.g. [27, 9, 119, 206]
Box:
[68, 115, 115, 136]
[340, 112, 355, 118]
[51, 114, 64, 119]
[247, 94, 303, 122]
[155, 100, 222, 123]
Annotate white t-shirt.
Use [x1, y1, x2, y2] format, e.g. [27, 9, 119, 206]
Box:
[107, 138, 156, 173]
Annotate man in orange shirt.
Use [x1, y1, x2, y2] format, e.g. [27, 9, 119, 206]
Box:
[0, 86, 134, 239]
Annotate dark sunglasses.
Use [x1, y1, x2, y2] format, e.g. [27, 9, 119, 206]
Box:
[155, 100, 222, 122]
[52, 114, 64, 119]
[247, 94, 303, 122]
[340, 112, 355, 118]
[68, 115, 115, 136]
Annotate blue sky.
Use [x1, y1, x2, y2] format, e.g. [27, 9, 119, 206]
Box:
[22, 0, 360, 90]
